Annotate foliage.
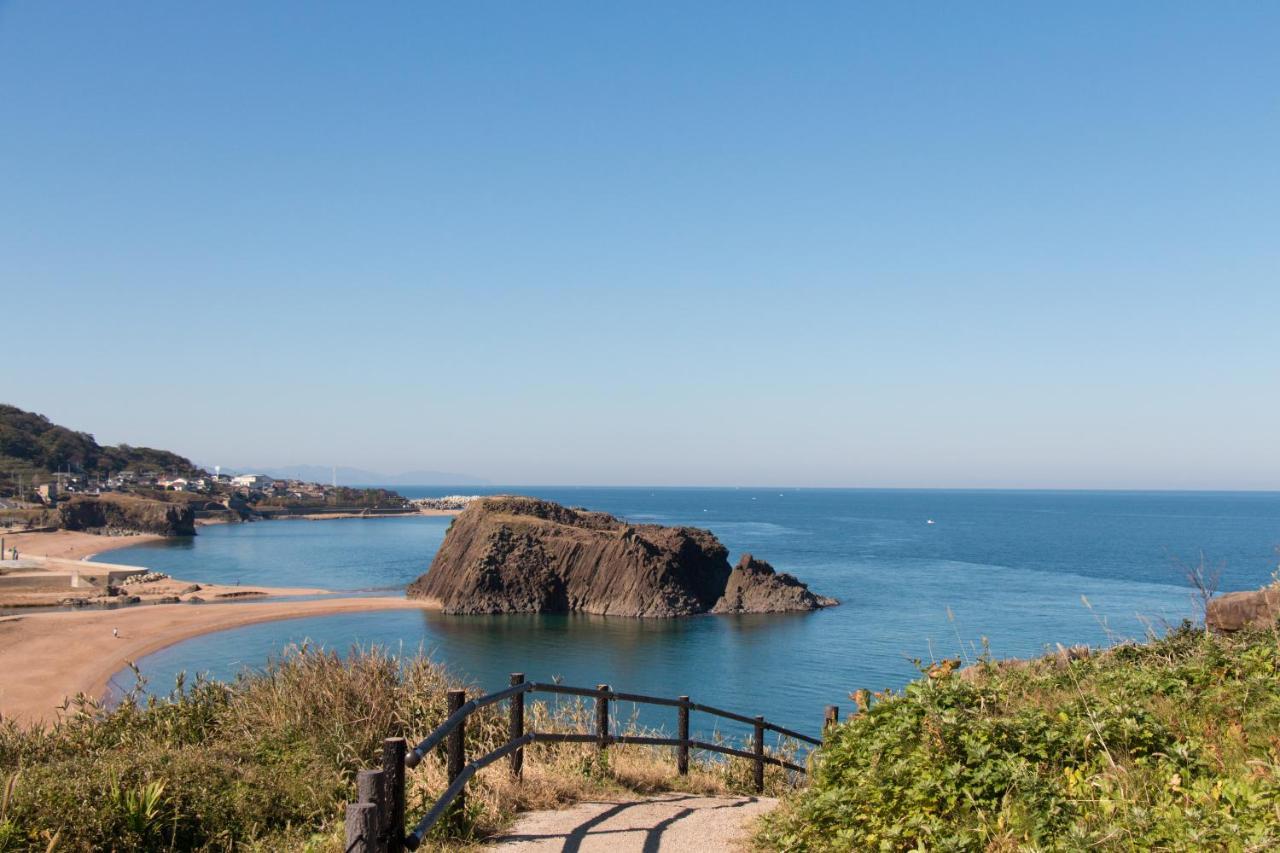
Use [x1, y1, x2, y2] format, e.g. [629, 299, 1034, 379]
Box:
[323, 487, 407, 509]
[0, 404, 200, 485]
[252, 487, 408, 510]
[759, 624, 1280, 851]
[0, 646, 791, 851]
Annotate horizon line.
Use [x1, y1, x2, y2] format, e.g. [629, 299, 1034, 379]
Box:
[347, 483, 1280, 495]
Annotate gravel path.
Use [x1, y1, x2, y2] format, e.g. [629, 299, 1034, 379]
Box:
[485, 793, 778, 852]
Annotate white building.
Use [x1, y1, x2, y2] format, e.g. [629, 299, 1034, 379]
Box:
[231, 474, 274, 490]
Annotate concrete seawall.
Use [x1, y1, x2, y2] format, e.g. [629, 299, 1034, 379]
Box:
[0, 556, 149, 590]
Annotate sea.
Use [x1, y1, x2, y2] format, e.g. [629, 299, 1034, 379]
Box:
[94, 488, 1279, 739]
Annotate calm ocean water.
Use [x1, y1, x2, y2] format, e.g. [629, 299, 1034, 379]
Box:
[97, 488, 1279, 736]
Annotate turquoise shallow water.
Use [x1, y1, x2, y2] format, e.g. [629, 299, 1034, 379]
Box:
[98, 488, 1279, 736]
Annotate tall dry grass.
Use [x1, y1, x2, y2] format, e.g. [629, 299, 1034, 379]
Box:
[0, 644, 809, 851]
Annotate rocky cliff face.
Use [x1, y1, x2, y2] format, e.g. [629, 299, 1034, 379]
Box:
[407, 496, 835, 617]
[711, 554, 839, 614]
[1206, 585, 1280, 633]
[59, 495, 196, 537]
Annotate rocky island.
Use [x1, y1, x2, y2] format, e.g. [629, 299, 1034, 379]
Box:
[406, 495, 838, 617]
[711, 553, 839, 614]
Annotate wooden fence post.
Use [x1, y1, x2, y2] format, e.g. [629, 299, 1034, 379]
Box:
[357, 767, 385, 851]
[509, 673, 525, 780]
[753, 716, 765, 794]
[382, 737, 407, 853]
[824, 705, 839, 734]
[446, 689, 466, 827]
[346, 802, 378, 853]
[596, 684, 610, 755]
[677, 695, 690, 775]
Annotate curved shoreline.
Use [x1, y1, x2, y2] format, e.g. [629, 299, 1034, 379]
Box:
[0, 595, 441, 726]
[1, 528, 167, 562]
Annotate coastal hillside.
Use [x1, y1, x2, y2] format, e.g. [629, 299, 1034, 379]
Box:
[759, 623, 1280, 850]
[0, 404, 199, 483]
[406, 495, 837, 616]
[0, 404, 414, 525]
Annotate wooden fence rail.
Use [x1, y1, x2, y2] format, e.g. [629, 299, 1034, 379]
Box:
[343, 675, 838, 852]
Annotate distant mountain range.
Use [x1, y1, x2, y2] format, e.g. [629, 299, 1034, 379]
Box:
[215, 464, 489, 487]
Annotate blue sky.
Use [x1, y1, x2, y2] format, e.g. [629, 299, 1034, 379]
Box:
[2, 2, 1277, 488]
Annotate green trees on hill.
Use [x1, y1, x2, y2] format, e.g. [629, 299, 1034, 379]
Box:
[325, 486, 405, 508]
[0, 404, 200, 484]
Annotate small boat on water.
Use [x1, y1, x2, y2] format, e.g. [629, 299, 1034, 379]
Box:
[926, 519, 936, 525]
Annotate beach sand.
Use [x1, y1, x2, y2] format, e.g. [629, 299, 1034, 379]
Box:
[0, 528, 165, 561]
[0, 595, 441, 726]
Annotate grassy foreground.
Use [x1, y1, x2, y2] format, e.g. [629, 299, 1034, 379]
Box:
[0, 646, 794, 852]
[759, 623, 1280, 851]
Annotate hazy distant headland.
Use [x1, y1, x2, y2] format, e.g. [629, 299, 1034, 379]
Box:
[217, 464, 489, 487]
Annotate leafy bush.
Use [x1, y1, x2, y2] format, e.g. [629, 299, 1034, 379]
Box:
[760, 624, 1280, 851]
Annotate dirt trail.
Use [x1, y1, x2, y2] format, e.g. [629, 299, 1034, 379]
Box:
[485, 793, 777, 852]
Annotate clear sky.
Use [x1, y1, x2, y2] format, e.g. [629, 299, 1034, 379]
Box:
[2, 2, 1277, 488]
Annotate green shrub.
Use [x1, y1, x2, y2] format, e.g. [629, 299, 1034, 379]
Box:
[760, 624, 1280, 851]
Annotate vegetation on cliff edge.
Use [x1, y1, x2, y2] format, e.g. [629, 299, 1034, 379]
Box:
[759, 623, 1280, 851]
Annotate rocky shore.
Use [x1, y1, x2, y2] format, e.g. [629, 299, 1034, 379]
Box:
[58, 494, 196, 536]
[407, 495, 837, 617]
[711, 554, 839, 614]
[1206, 584, 1280, 633]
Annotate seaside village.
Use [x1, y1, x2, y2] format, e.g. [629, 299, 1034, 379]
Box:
[0, 464, 476, 609]
[14, 468, 372, 506]
[4, 467, 475, 515]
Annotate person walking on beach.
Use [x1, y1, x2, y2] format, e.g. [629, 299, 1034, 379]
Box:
[112, 628, 119, 639]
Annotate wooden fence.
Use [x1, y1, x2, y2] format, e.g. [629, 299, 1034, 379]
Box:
[343, 675, 838, 852]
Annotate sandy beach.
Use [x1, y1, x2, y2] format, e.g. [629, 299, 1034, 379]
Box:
[0, 595, 441, 726]
[0, 528, 166, 561]
[0, 522, 449, 724]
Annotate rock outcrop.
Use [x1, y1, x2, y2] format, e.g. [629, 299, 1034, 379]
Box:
[711, 554, 839, 614]
[59, 495, 196, 537]
[1206, 586, 1280, 633]
[407, 496, 836, 617]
